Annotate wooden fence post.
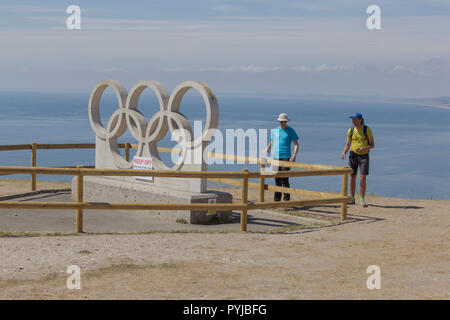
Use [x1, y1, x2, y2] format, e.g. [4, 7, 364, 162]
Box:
[125, 142, 130, 162]
[259, 163, 265, 202]
[31, 143, 37, 191]
[76, 165, 84, 233]
[240, 169, 249, 232]
[341, 173, 348, 221]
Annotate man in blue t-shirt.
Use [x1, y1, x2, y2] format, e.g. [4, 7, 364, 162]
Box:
[264, 113, 299, 201]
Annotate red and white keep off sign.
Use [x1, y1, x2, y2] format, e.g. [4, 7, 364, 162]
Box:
[132, 156, 153, 181]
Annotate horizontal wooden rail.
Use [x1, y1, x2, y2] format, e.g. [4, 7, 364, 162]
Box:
[208, 178, 338, 198]
[206, 152, 340, 170]
[248, 196, 350, 210]
[262, 168, 352, 177]
[36, 143, 95, 150]
[0, 144, 33, 151]
[270, 159, 344, 170]
[0, 143, 95, 151]
[0, 166, 255, 178]
[0, 143, 136, 151]
[50, 165, 95, 169]
[0, 166, 352, 178]
[207, 152, 258, 164]
[0, 201, 246, 211]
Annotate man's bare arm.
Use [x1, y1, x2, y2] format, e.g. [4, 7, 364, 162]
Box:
[358, 137, 375, 152]
[341, 140, 351, 159]
[289, 140, 299, 162]
[264, 141, 272, 153]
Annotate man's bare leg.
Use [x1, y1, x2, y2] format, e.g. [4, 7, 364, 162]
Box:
[350, 175, 357, 197]
[360, 174, 366, 198]
[360, 174, 367, 207]
[348, 174, 357, 204]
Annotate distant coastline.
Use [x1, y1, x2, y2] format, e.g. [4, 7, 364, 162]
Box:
[306, 95, 450, 110]
[395, 101, 450, 110]
[216, 92, 450, 110]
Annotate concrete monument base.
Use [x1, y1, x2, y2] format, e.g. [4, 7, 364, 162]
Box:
[71, 176, 233, 224]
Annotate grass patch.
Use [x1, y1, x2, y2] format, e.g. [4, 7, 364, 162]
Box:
[0, 278, 30, 289]
[44, 272, 59, 280]
[252, 222, 326, 234]
[0, 231, 78, 238]
[77, 250, 93, 255]
[0, 229, 242, 238]
[84, 262, 186, 280]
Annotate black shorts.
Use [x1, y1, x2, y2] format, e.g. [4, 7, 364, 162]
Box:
[349, 151, 369, 176]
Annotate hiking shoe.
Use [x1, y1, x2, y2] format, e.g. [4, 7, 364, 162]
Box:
[348, 197, 355, 205]
[360, 198, 368, 207]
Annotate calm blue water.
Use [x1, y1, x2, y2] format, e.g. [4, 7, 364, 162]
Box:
[0, 90, 449, 200]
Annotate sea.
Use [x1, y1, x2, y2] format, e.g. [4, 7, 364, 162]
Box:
[1, 90, 449, 200]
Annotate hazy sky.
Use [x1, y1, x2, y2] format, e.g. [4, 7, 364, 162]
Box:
[0, 0, 449, 97]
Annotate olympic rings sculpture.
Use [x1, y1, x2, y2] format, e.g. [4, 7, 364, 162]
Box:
[89, 80, 219, 170]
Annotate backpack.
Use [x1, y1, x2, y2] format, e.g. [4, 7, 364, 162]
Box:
[349, 125, 369, 144]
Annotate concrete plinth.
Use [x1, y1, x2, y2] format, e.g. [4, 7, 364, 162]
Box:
[71, 176, 233, 224]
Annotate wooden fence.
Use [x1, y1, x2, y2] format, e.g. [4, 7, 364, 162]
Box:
[0, 143, 352, 232]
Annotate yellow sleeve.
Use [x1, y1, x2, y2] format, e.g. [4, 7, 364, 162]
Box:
[346, 128, 352, 142]
[367, 127, 373, 139]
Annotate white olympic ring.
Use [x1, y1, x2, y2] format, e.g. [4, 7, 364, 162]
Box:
[88, 80, 219, 170]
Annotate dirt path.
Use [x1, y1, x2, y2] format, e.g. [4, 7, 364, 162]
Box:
[0, 179, 449, 299]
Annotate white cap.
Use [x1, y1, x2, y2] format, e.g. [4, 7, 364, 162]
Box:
[277, 113, 289, 122]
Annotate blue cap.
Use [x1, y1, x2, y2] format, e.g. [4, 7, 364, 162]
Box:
[349, 112, 363, 119]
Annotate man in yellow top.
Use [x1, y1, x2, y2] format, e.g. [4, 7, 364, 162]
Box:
[340, 113, 375, 207]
